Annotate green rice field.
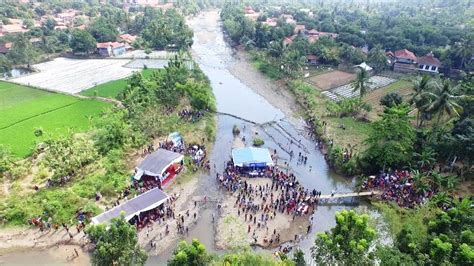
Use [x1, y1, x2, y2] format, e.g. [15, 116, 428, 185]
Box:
[0, 81, 110, 157]
[80, 69, 156, 98]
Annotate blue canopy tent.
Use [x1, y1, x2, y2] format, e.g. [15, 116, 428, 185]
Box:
[231, 147, 274, 168]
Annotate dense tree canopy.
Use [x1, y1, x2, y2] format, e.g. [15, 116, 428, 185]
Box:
[312, 210, 376, 265]
[87, 214, 148, 266]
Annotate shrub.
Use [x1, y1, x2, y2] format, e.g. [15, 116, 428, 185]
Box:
[253, 138, 264, 147]
[232, 125, 240, 135]
[380, 92, 403, 108]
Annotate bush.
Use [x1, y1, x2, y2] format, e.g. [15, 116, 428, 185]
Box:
[232, 125, 240, 135]
[253, 138, 264, 147]
[380, 92, 403, 108]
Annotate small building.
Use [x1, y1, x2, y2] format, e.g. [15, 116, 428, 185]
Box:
[91, 187, 169, 224]
[134, 148, 184, 187]
[232, 147, 274, 169]
[306, 54, 319, 65]
[96, 42, 126, 57]
[294, 24, 306, 34]
[262, 18, 277, 27]
[417, 52, 441, 74]
[282, 35, 297, 47]
[393, 49, 417, 73]
[0, 42, 12, 54]
[119, 34, 137, 44]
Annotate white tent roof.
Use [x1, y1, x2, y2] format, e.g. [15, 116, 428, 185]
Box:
[355, 62, 373, 71]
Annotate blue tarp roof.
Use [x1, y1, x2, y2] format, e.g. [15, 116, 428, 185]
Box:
[232, 147, 274, 167]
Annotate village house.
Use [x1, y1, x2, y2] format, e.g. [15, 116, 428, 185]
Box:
[294, 24, 306, 34]
[283, 35, 297, 47]
[306, 54, 318, 65]
[393, 49, 417, 73]
[120, 34, 137, 44]
[56, 9, 78, 27]
[96, 42, 127, 57]
[305, 29, 338, 43]
[0, 19, 28, 35]
[417, 52, 441, 74]
[262, 18, 277, 27]
[243, 7, 260, 22]
[0, 42, 12, 54]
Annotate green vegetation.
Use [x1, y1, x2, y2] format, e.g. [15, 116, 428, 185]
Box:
[168, 239, 293, 266]
[87, 215, 147, 266]
[0, 81, 110, 157]
[0, 1, 194, 74]
[252, 138, 265, 147]
[0, 55, 216, 227]
[80, 69, 155, 98]
[313, 210, 376, 265]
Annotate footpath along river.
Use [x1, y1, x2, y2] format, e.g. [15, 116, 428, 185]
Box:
[0, 10, 372, 266]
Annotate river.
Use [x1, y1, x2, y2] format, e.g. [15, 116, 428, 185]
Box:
[1, 10, 367, 266]
[147, 10, 361, 264]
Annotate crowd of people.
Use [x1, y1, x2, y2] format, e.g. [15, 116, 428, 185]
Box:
[217, 160, 323, 247]
[178, 109, 205, 123]
[362, 170, 433, 208]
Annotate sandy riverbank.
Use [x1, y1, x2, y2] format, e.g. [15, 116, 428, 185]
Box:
[137, 175, 206, 255]
[216, 177, 311, 249]
[228, 51, 300, 120]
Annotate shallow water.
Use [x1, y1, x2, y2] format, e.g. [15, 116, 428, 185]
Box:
[148, 11, 359, 263]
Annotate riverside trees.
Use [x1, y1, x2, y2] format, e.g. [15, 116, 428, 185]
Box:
[87, 214, 147, 266]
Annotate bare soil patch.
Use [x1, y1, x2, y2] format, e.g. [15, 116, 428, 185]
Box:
[307, 70, 356, 91]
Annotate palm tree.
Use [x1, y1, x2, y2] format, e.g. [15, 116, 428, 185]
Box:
[352, 68, 372, 100]
[454, 39, 473, 69]
[410, 75, 432, 127]
[422, 79, 465, 127]
[413, 148, 437, 171]
[267, 41, 285, 58]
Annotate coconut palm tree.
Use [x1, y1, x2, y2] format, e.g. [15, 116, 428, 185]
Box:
[352, 68, 372, 100]
[454, 38, 473, 69]
[410, 75, 432, 127]
[422, 79, 465, 127]
[413, 148, 437, 171]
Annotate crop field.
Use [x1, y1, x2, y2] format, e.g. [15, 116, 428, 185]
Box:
[306, 70, 356, 91]
[10, 57, 135, 94]
[0, 81, 110, 157]
[80, 69, 157, 98]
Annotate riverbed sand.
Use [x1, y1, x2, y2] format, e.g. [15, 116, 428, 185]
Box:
[216, 177, 311, 249]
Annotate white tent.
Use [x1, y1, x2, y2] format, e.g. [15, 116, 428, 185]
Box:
[354, 62, 373, 71]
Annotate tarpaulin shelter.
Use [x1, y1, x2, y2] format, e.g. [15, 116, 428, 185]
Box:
[133, 149, 184, 185]
[168, 132, 183, 147]
[91, 187, 169, 224]
[232, 147, 274, 168]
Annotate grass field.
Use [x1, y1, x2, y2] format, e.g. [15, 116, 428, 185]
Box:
[80, 69, 156, 98]
[0, 81, 110, 157]
[363, 80, 413, 121]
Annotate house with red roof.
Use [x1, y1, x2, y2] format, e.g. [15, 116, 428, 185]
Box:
[97, 42, 126, 57]
[0, 42, 12, 54]
[262, 18, 277, 27]
[417, 52, 441, 73]
[306, 54, 319, 65]
[294, 24, 306, 34]
[244, 6, 255, 14]
[393, 49, 417, 72]
[282, 35, 297, 47]
[119, 34, 137, 44]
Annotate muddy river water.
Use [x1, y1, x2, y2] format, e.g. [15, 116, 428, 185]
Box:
[1, 10, 372, 266]
[148, 10, 363, 264]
